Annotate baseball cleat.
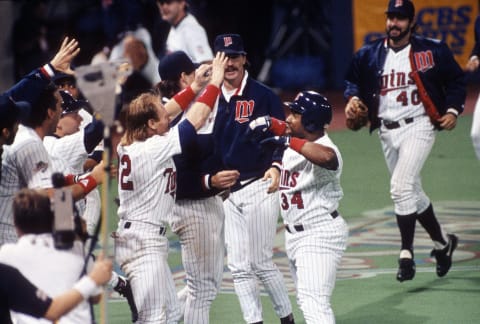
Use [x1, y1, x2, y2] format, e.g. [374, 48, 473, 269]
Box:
[280, 313, 295, 324]
[396, 258, 416, 282]
[114, 276, 138, 322]
[430, 234, 458, 277]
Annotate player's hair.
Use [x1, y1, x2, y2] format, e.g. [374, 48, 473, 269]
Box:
[13, 188, 54, 235]
[121, 93, 161, 145]
[23, 82, 58, 128]
[154, 79, 181, 100]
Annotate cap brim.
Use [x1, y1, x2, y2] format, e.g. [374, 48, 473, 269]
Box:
[218, 49, 247, 55]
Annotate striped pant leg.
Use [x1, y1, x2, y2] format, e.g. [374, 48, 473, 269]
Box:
[116, 230, 181, 323]
[173, 197, 225, 324]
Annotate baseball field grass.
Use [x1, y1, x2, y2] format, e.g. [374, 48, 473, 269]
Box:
[96, 107, 480, 323]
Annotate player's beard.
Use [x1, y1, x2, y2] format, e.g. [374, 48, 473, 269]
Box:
[387, 26, 410, 43]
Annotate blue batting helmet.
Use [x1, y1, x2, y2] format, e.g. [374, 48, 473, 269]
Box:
[284, 91, 332, 132]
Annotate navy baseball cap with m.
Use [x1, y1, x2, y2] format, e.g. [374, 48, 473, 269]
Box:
[385, 0, 415, 20]
[0, 96, 31, 129]
[214, 34, 247, 55]
[158, 51, 197, 81]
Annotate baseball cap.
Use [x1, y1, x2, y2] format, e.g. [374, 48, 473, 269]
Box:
[0, 95, 31, 128]
[385, 0, 415, 20]
[158, 51, 197, 82]
[59, 90, 87, 115]
[214, 34, 247, 55]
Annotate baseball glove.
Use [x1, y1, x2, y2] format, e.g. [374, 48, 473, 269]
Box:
[346, 98, 369, 131]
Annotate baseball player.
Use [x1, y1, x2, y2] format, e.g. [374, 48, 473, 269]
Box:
[157, 51, 239, 323]
[114, 52, 227, 323]
[344, 0, 465, 281]
[0, 254, 112, 323]
[465, 14, 480, 159]
[249, 91, 349, 324]
[211, 33, 294, 324]
[157, 0, 214, 64]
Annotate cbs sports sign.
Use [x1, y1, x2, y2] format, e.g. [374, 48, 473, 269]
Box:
[353, 0, 477, 67]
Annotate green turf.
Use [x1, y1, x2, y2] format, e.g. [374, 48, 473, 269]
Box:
[95, 115, 479, 323]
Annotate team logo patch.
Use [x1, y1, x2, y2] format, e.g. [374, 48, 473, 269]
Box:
[414, 50, 435, 72]
[234, 100, 255, 123]
[34, 161, 49, 173]
[395, 0, 403, 7]
[223, 36, 233, 47]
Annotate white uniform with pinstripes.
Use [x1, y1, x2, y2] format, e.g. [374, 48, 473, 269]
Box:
[44, 131, 88, 216]
[0, 125, 53, 245]
[115, 128, 182, 324]
[378, 45, 435, 216]
[170, 196, 225, 324]
[224, 178, 292, 323]
[281, 134, 348, 324]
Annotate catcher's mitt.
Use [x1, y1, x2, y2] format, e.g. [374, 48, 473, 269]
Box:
[346, 98, 368, 131]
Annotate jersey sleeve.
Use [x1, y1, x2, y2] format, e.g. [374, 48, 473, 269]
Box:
[16, 142, 52, 189]
[1, 264, 51, 318]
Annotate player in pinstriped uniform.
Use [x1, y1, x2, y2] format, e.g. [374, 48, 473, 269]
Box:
[344, 0, 465, 281]
[157, 51, 239, 324]
[249, 91, 348, 324]
[211, 34, 294, 324]
[114, 52, 227, 323]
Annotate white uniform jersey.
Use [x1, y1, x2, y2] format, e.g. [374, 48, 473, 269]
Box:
[0, 234, 96, 323]
[117, 128, 181, 226]
[378, 45, 426, 122]
[166, 14, 214, 63]
[43, 131, 88, 174]
[280, 134, 343, 226]
[0, 125, 53, 244]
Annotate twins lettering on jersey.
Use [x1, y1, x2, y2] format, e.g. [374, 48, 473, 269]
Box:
[119, 154, 177, 197]
[279, 169, 304, 210]
[235, 100, 255, 123]
[163, 167, 176, 198]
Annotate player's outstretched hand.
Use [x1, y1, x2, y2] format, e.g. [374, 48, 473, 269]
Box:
[260, 136, 290, 148]
[191, 64, 212, 92]
[210, 52, 228, 87]
[50, 37, 80, 74]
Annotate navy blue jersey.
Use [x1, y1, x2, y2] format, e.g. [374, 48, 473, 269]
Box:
[0, 263, 51, 323]
[170, 110, 224, 200]
[213, 76, 285, 181]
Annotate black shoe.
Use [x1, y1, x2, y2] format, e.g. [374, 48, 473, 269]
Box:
[114, 276, 138, 322]
[430, 234, 458, 277]
[280, 313, 295, 324]
[396, 258, 416, 282]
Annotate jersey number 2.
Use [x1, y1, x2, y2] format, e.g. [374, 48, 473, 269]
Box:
[281, 192, 304, 210]
[119, 155, 133, 190]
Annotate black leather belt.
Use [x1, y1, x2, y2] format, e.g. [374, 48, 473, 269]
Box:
[124, 221, 167, 236]
[285, 210, 339, 233]
[382, 117, 414, 129]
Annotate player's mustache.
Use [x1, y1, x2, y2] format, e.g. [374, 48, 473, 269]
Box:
[388, 26, 402, 32]
[226, 67, 238, 72]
